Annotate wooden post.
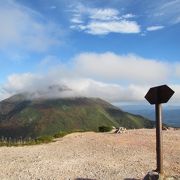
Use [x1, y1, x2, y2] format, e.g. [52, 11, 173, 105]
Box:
[155, 103, 163, 174]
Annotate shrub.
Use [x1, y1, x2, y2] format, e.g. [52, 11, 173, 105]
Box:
[53, 131, 68, 138]
[35, 136, 53, 143]
[98, 126, 113, 132]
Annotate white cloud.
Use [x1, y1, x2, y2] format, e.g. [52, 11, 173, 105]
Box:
[3, 73, 43, 93]
[71, 17, 83, 24]
[146, 26, 164, 31]
[89, 8, 119, 21]
[175, 63, 180, 77]
[0, 0, 62, 52]
[0, 72, 148, 102]
[1, 72, 180, 104]
[74, 52, 170, 83]
[122, 14, 135, 19]
[171, 84, 180, 103]
[70, 4, 140, 35]
[0, 88, 11, 101]
[80, 20, 140, 35]
[62, 79, 148, 103]
[0, 52, 179, 103]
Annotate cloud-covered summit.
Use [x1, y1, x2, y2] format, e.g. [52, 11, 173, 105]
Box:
[1, 52, 180, 104]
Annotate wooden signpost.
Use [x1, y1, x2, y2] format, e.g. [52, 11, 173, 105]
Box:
[145, 85, 174, 175]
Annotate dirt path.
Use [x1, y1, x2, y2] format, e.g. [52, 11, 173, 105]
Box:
[0, 129, 179, 180]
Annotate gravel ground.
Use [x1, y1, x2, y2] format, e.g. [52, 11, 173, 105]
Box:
[0, 129, 179, 180]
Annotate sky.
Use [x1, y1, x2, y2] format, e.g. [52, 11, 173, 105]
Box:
[0, 0, 180, 105]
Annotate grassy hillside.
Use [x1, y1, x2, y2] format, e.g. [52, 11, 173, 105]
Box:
[0, 95, 154, 138]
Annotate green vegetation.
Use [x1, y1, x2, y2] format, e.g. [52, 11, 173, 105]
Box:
[0, 95, 154, 140]
[53, 131, 68, 138]
[0, 136, 54, 146]
[35, 135, 54, 143]
[98, 126, 113, 132]
[0, 130, 87, 146]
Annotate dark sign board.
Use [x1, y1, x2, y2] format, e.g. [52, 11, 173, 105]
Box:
[145, 84, 175, 175]
[145, 85, 174, 105]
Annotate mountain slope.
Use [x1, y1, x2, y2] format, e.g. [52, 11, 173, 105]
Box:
[0, 95, 154, 138]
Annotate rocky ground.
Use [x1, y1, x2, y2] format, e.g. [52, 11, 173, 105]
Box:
[0, 129, 179, 180]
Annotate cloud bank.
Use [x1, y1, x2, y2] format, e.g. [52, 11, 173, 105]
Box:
[2, 74, 146, 103]
[1, 52, 180, 104]
[73, 52, 170, 83]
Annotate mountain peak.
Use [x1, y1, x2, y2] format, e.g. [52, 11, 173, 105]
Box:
[0, 95, 154, 138]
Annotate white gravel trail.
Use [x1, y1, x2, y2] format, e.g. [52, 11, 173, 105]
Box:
[0, 129, 179, 180]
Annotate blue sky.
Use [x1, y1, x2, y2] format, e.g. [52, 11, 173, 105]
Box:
[0, 0, 180, 104]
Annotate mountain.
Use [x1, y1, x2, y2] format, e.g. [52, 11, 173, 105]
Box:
[121, 105, 180, 128]
[0, 94, 154, 138]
